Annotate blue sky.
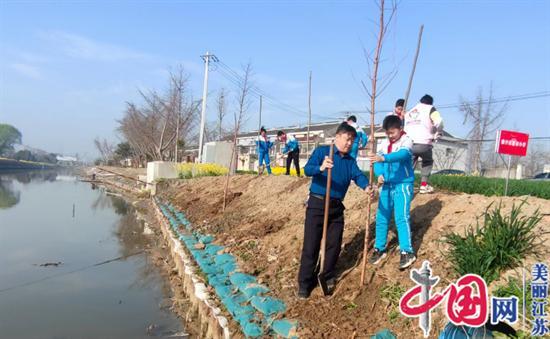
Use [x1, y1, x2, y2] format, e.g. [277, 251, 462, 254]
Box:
[1, 0, 549, 159]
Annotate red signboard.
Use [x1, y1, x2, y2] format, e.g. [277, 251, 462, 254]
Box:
[495, 130, 529, 156]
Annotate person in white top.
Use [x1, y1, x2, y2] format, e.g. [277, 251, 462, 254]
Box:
[403, 94, 444, 194]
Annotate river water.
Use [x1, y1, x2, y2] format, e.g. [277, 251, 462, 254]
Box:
[0, 170, 184, 339]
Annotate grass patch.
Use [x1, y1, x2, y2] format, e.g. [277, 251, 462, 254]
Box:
[236, 170, 257, 175]
[429, 174, 550, 199]
[443, 201, 542, 284]
[361, 170, 550, 199]
[379, 282, 406, 321]
[494, 277, 532, 322]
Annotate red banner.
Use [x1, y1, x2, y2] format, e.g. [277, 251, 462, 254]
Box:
[495, 130, 529, 157]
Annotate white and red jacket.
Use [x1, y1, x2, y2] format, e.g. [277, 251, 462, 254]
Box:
[374, 133, 415, 184]
[404, 103, 443, 145]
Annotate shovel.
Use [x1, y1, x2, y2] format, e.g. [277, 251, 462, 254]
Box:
[318, 142, 335, 296]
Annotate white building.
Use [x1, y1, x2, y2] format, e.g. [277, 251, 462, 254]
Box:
[231, 121, 468, 172]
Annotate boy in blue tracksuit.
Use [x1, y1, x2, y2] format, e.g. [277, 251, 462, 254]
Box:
[346, 115, 368, 159]
[277, 130, 301, 177]
[368, 115, 416, 269]
[256, 127, 273, 175]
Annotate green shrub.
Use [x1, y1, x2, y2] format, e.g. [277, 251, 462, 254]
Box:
[379, 282, 406, 321]
[443, 201, 542, 284]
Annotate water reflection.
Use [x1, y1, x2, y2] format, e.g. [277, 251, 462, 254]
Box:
[0, 171, 184, 338]
[0, 170, 62, 209]
[0, 178, 20, 209]
[1, 170, 58, 184]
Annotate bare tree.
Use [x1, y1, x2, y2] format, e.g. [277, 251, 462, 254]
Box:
[223, 63, 253, 211]
[117, 67, 200, 165]
[217, 88, 227, 141]
[361, 0, 397, 287]
[433, 145, 467, 170]
[94, 137, 115, 164]
[520, 142, 550, 176]
[460, 84, 507, 174]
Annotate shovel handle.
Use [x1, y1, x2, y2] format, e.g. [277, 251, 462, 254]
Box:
[319, 143, 334, 274]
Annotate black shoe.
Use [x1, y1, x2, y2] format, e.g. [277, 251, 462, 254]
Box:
[326, 278, 336, 295]
[297, 286, 311, 299]
[369, 249, 387, 265]
[399, 251, 416, 270]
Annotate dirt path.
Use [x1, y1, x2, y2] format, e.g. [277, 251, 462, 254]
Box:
[162, 174, 550, 338]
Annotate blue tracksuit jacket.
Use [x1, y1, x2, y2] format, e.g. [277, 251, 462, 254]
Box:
[348, 122, 368, 159]
[282, 135, 300, 154]
[256, 136, 273, 173]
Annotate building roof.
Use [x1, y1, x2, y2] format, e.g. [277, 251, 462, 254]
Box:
[236, 120, 465, 144]
[236, 120, 381, 139]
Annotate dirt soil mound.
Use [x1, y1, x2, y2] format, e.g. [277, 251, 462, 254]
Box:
[161, 175, 550, 338]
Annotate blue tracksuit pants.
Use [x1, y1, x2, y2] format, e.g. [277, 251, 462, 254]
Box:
[258, 151, 272, 174]
[375, 182, 414, 253]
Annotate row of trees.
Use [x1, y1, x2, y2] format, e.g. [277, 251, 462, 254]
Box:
[96, 65, 251, 168]
[117, 69, 200, 163]
[0, 123, 59, 164]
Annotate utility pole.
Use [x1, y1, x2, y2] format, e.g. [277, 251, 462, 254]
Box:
[307, 71, 312, 155]
[258, 95, 263, 134]
[198, 51, 218, 163]
[257, 96, 263, 170]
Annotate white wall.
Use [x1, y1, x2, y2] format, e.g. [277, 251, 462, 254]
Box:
[202, 141, 233, 168]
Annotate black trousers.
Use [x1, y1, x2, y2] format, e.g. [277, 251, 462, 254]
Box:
[286, 149, 301, 176]
[412, 143, 433, 183]
[298, 195, 345, 289]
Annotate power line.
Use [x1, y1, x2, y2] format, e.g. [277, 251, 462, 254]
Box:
[215, 61, 315, 118]
[215, 66, 304, 116]
[339, 91, 550, 116]
[218, 64, 307, 116]
[437, 91, 550, 109]
[212, 59, 550, 128]
[458, 136, 550, 142]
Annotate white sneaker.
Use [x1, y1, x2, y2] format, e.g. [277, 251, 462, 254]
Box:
[419, 184, 434, 194]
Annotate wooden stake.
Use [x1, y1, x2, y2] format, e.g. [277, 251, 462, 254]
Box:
[360, 0, 386, 287]
[307, 71, 312, 156]
[318, 142, 334, 296]
[403, 24, 424, 112]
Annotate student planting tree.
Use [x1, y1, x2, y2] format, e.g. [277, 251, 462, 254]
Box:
[277, 130, 301, 177]
[368, 115, 416, 270]
[256, 127, 274, 175]
[297, 122, 374, 298]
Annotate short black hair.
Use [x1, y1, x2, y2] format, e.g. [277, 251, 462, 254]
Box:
[395, 98, 405, 107]
[420, 94, 434, 105]
[347, 115, 357, 123]
[383, 115, 403, 130]
[335, 122, 357, 138]
[260, 127, 266, 133]
[276, 130, 285, 137]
